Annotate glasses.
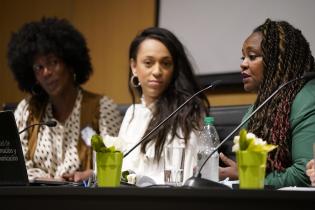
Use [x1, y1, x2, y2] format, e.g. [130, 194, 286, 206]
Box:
[33, 58, 60, 75]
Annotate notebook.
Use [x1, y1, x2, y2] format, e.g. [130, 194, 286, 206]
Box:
[0, 110, 81, 186]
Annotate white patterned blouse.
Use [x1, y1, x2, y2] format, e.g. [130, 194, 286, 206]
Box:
[14, 89, 122, 180]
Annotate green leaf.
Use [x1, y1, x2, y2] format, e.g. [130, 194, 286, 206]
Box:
[235, 129, 277, 153]
[259, 144, 278, 153]
[91, 134, 105, 152]
[121, 170, 130, 182]
[247, 141, 277, 152]
[99, 147, 108, 152]
[239, 129, 248, 150]
[245, 137, 256, 150]
[107, 146, 116, 152]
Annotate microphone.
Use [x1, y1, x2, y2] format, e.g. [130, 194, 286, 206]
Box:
[123, 80, 222, 158]
[183, 71, 315, 189]
[302, 72, 315, 81]
[18, 120, 57, 134]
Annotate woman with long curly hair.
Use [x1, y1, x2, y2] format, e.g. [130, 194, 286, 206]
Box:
[8, 17, 122, 182]
[118, 27, 209, 184]
[219, 19, 315, 188]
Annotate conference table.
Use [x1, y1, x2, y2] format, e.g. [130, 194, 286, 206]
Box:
[0, 185, 314, 210]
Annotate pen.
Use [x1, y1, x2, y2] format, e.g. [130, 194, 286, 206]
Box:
[83, 180, 88, 187]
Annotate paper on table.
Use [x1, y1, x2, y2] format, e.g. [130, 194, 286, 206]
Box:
[219, 177, 239, 189]
[278, 186, 315, 191]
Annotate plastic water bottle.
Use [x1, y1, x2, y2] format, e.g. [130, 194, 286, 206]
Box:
[197, 116, 220, 182]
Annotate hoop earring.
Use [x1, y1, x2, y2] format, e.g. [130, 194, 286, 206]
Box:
[130, 75, 140, 87]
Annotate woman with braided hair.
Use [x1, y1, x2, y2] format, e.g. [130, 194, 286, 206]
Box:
[219, 18, 315, 188]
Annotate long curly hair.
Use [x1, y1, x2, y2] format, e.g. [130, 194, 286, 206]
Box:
[7, 17, 92, 98]
[128, 27, 210, 161]
[247, 19, 315, 172]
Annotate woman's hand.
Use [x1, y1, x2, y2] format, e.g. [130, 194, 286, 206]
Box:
[35, 176, 65, 182]
[306, 159, 315, 186]
[63, 169, 93, 182]
[219, 153, 238, 180]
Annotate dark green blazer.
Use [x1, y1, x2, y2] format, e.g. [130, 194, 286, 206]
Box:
[243, 79, 315, 188]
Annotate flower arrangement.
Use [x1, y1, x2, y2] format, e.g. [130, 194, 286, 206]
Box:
[91, 134, 125, 152]
[233, 129, 277, 189]
[91, 134, 125, 187]
[232, 129, 277, 153]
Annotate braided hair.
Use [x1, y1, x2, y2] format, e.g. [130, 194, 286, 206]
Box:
[247, 19, 315, 172]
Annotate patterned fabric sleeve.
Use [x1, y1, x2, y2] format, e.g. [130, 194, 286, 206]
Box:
[98, 96, 122, 137]
[14, 99, 49, 180]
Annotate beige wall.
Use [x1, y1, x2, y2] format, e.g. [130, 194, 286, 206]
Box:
[0, 0, 155, 105]
[208, 88, 256, 106]
[0, 0, 255, 107]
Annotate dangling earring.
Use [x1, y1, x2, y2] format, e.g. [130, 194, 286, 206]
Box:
[130, 75, 140, 87]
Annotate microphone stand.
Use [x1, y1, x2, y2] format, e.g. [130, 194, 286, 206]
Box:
[183, 72, 315, 189]
[123, 80, 222, 158]
[18, 121, 57, 134]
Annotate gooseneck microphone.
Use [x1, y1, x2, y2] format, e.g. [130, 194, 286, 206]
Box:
[123, 80, 222, 158]
[18, 120, 57, 134]
[183, 71, 315, 189]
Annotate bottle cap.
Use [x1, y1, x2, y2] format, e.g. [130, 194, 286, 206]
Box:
[204, 116, 214, 125]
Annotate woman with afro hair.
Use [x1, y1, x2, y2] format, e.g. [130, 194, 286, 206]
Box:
[7, 17, 122, 182]
[219, 19, 315, 188]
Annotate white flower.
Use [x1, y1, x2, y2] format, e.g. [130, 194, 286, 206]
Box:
[233, 129, 277, 152]
[233, 132, 261, 152]
[232, 135, 240, 152]
[246, 133, 256, 140]
[127, 174, 137, 184]
[233, 136, 240, 144]
[102, 135, 125, 152]
[232, 143, 239, 152]
[254, 138, 266, 146]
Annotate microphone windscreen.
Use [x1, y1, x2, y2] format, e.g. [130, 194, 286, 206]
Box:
[210, 80, 222, 87]
[45, 120, 57, 127]
[303, 72, 315, 81]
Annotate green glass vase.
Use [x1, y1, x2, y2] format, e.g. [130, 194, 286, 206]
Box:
[96, 151, 123, 187]
[237, 151, 267, 189]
